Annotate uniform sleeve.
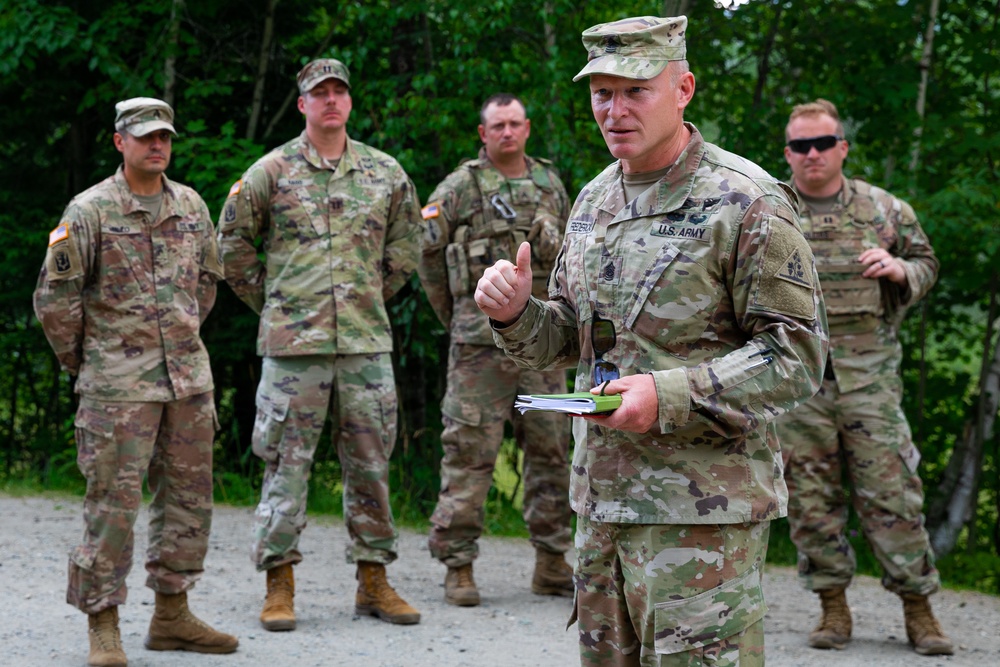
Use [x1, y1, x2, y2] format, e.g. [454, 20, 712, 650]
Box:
[217, 166, 269, 314]
[416, 170, 466, 328]
[379, 165, 422, 302]
[890, 197, 938, 308]
[651, 196, 829, 436]
[195, 195, 222, 323]
[32, 203, 96, 376]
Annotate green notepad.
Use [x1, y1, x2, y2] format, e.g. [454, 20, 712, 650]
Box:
[514, 391, 623, 415]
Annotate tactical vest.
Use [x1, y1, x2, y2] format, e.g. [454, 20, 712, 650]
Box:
[445, 159, 557, 299]
[800, 180, 885, 328]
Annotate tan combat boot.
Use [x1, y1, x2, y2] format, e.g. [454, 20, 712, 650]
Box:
[144, 591, 239, 654]
[808, 587, 852, 650]
[87, 606, 127, 667]
[260, 563, 296, 631]
[902, 594, 954, 655]
[444, 563, 480, 607]
[531, 548, 574, 597]
[354, 561, 421, 625]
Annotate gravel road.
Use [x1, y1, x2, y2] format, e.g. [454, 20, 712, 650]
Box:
[2, 494, 997, 666]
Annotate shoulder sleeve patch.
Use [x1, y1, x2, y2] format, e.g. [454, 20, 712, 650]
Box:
[421, 202, 441, 220]
[228, 179, 242, 197]
[45, 224, 83, 279]
[753, 215, 817, 321]
[48, 223, 69, 246]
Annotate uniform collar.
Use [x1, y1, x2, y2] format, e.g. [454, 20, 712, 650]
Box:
[113, 164, 178, 224]
[598, 122, 704, 220]
[298, 130, 360, 174]
[791, 175, 851, 211]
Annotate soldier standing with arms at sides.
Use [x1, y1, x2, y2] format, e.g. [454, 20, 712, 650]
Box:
[217, 59, 423, 631]
[476, 16, 828, 666]
[777, 99, 953, 656]
[33, 98, 238, 667]
[419, 93, 574, 606]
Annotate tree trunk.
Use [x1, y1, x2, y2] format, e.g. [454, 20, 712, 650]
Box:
[930, 273, 1000, 556]
[750, 5, 784, 113]
[662, 1, 691, 17]
[246, 0, 279, 141]
[162, 0, 184, 107]
[908, 0, 940, 197]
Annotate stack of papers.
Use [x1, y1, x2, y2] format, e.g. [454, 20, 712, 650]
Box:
[514, 391, 622, 415]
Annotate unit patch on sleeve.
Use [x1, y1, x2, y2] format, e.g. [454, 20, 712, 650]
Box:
[753, 215, 817, 320]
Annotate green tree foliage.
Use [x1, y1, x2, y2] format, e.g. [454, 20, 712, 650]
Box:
[1, 0, 997, 590]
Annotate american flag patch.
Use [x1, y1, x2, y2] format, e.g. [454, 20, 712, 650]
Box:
[228, 180, 242, 197]
[421, 203, 440, 220]
[48, 223, 69, 246]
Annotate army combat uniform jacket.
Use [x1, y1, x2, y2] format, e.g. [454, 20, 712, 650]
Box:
[419, 150, 569, 345]
[493, 125, 829, 525]
[218, 131, 422, 356]
[796, 177, 938, 393]
[33, 166, 222, 401]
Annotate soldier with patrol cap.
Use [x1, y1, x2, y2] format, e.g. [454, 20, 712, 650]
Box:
[475, 16, 828, 666]
[777, 98, 953, 656]
[34, 97, 237, 666]
[419, 93, 574, 606]
[217, 58, 423, 630]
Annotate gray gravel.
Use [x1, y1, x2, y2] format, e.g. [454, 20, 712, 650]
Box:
[2, 494, 997, 666]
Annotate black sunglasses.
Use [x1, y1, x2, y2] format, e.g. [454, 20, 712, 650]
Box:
[786, 135, 842, 154]
[592, 314, 619, 384]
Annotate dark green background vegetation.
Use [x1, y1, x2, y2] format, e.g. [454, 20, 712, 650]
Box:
[1, 0, 997, 593]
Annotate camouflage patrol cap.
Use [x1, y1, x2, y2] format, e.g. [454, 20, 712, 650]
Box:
[114, 97, 176, 136]
[297, 58, 351, 94]
[572, 16, 687, 82]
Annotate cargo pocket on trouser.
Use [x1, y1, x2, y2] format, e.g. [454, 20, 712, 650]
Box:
[74, 399, 118, 489]
[653, 564, 767, 661]
[252, 389, 290, 464]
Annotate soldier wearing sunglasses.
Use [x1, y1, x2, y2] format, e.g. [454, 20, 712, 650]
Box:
[778, 99, 951, 656]
[476, 15, 829, 667]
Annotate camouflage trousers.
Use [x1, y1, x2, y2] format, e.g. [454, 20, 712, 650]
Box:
[574, 517, 770, 667]
[777, 374, 940, 596]
[428, 343, 571, 566]
[251, 354, 399, 570]
[68, 392, 217, 614]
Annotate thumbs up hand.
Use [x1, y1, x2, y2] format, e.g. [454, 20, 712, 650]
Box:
[474, 241, 533, 326]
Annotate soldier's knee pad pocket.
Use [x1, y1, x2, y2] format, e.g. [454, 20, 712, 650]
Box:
[252, 390, 290, 462]
[652, 564, 766, 656]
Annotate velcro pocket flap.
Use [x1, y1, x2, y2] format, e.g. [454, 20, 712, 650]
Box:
[653, 563, 766, 655]
[255, 390, 290, 422]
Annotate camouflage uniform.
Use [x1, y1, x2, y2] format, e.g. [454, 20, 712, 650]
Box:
[420, 150, 572, 565]
[492, 124, 828, 665]
[776, 177, 941, 596]
[33, 166, 223, 614]
[218, 130, 422, 569]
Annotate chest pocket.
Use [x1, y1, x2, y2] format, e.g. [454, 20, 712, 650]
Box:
[99, 223, 148, 303]
[624, 239, 720, 360]
[275, 179, 327, 239]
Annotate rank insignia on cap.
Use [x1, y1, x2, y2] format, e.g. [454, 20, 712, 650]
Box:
[421, 203, 441, 220]
[228, 180, 242, 197]
[48, 223, 69, 246]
